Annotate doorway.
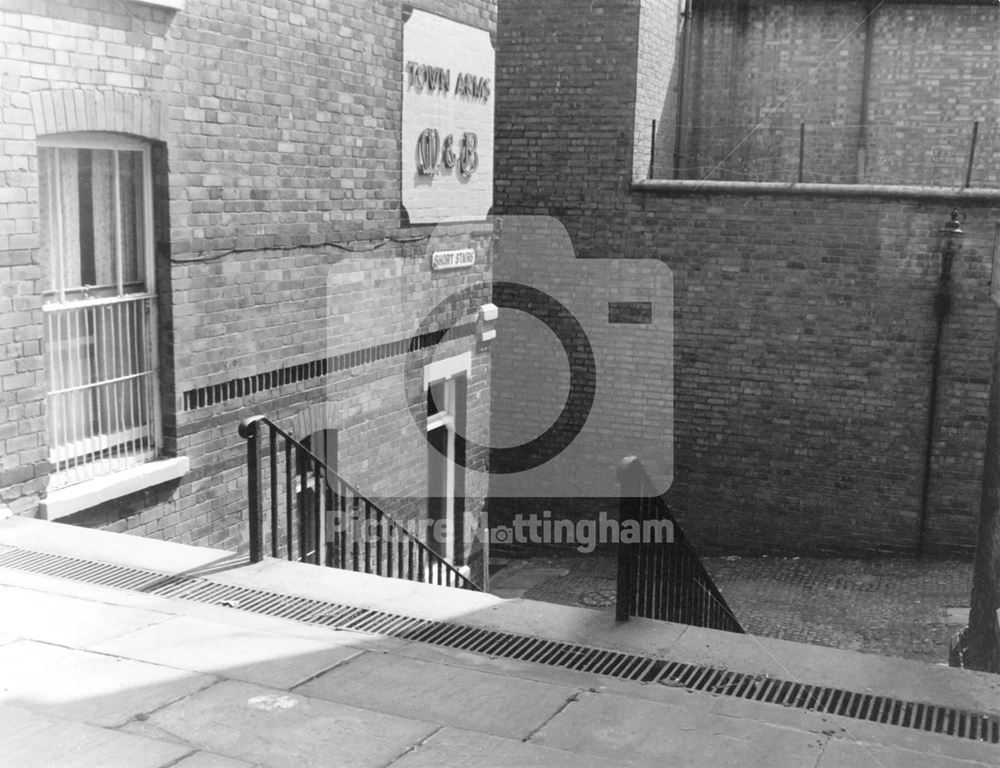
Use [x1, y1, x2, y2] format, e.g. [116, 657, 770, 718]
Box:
[426, 359, 468, 565]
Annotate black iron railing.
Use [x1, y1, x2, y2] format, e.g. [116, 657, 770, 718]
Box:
[238, 416, 480, 591]
[615, 456, 743, 633]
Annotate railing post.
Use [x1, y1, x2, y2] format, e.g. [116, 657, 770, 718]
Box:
[239, 416, 266, 563]
[616, 456, 640, 622]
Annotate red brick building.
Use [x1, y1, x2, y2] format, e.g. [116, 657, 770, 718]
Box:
[0, 0, 496, 581]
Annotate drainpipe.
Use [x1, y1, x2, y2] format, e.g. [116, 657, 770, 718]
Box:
[672, 0, 692, 179]
[856, 2, 875, 183]
[918, 211, 964, 557]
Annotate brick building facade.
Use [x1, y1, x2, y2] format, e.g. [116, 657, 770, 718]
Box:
[0, 0, 496, 581]
[493, 0, 1000, 555]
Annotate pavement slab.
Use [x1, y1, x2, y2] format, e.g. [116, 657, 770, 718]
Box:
[530, 689, 828, 767]
[171, 752, 260, 768]
[0, 515, 231, 575]
[0, 639, 215, 728]
[91, 614, 366, 689]
[820, 715, 1000, 767]
[0, 562, 413, 651]
[816, 738, 997, 768]
[295, 650, 579, 740]
[2, 520, 999, 768]
[388, 726, 624, 768]
[0, 584, 169, 647]
[1, 702, 190, 768]
[146, 679, 437, 768]
[491, 565, 570, 590]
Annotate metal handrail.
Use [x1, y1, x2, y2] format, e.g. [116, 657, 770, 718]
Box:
[239, 415, 481, 591]
[615, 456, 743, 633]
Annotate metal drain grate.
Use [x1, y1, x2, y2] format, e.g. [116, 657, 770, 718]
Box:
[0, 548, 164, 591]
[2, 546, 998, 745]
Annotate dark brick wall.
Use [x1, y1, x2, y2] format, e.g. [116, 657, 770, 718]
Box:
[636, 193, 997, 556]
[493, 0, 640, 248]
[674, 0, 1000, 186]
[1, 0, 496, 574]
[494, 0, 999, 555]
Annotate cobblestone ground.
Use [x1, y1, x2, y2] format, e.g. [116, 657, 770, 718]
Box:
[503, 554, 973, 665]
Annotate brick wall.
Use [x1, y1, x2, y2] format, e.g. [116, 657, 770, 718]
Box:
[0, 0, 496, 576]
[495, 0, 1000, 555]
[676, 0, 1000, 186]
[494, 0, 639, 250]
[866, 4, 1000, 188]
[637, 193, 998, 555]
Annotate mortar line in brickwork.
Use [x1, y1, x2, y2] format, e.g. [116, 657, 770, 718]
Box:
[180, 323, 476, 412]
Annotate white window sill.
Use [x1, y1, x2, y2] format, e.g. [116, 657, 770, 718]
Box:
[39, 457, 190, 521]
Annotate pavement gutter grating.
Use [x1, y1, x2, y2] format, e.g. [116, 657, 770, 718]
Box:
[1, 546, 998, 746]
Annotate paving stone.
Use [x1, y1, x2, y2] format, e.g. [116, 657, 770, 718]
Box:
[146, 679, 435, 768]
[0, 585, 169, 646]
[92, 614, 365, 689]
[171, 751, 259, 768]
[822, 718, 1000, 766]
[530, 689, 826, 767]
[295, 650, 578, 739]
[0, 639, 215, 727]
[490, 587, 527, 599]
[816, 738, 997, 768]
[118, 718, 192, 747]
[0, 516, 229, 575]
[0, 702, 190, 768]
[490, 566, 570, 590]
[389, 726, 624, 767]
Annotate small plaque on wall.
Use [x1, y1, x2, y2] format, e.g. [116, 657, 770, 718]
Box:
[431, 248, 476, 271]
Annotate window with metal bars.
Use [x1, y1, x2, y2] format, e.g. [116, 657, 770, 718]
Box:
[37, 133, 160, 490]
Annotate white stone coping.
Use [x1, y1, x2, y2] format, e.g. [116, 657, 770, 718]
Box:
[38, 457, 190, 521]
[127, 0, 185, 10]
[633, 179, 1000, 202]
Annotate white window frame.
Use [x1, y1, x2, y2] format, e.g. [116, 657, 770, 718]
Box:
[38, 132, 162, 491]
[424, 353, 471, 563]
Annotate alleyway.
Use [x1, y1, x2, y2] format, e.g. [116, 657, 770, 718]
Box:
[490, 554, 973, 665]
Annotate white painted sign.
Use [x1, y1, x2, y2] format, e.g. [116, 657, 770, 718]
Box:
[431, 248, 476, 271]
[402, 9, 494, 224]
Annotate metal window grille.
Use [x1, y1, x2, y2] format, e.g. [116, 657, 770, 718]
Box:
[38, 135, 160, 489]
